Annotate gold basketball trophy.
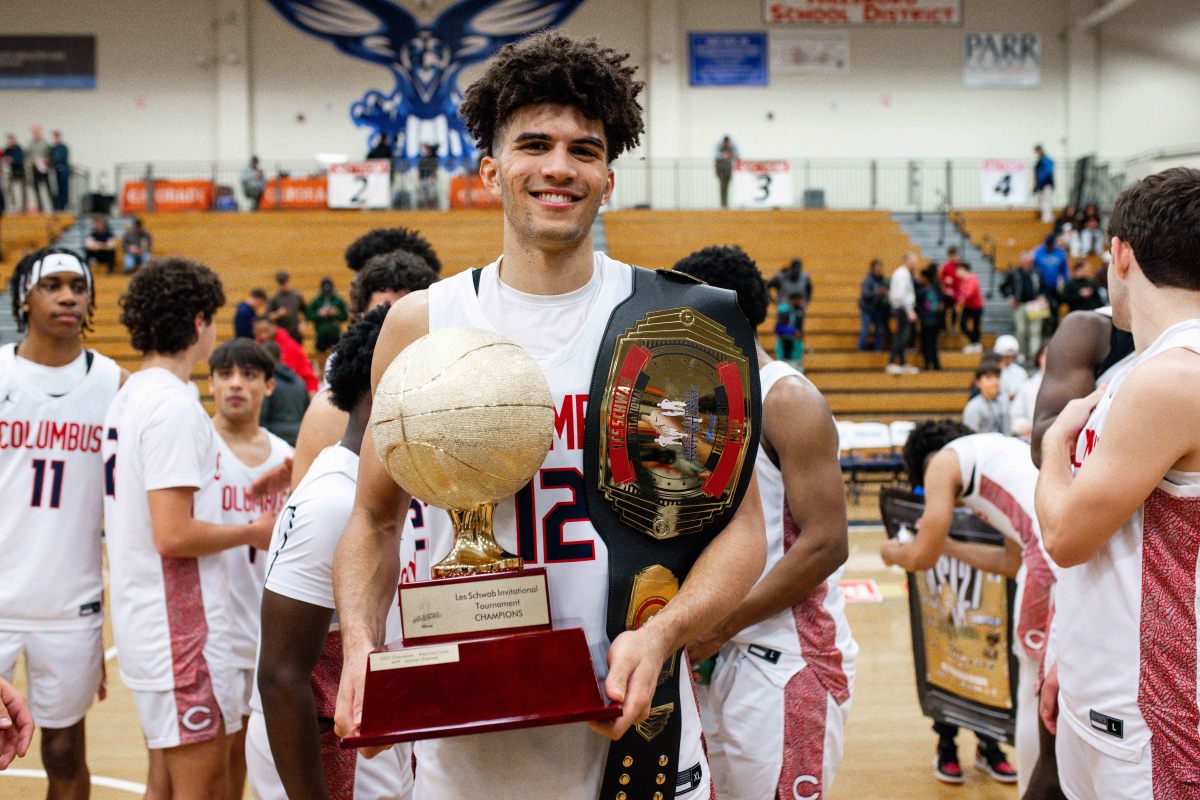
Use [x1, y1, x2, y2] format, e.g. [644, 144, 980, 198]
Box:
[342, 327, 619, 747]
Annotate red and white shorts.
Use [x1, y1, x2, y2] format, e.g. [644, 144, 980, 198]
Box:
[0, 628, 103, 729]
[130, 664, 240, 750]
[699, 645, 851, 800]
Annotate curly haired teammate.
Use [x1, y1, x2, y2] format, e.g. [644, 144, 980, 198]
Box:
[103, 259, 275, 800]
[1037, 168, 1200, 800]
[673, 246, 856, 800]
[332, 33, 765, 799]
[0, 247, 122, 799]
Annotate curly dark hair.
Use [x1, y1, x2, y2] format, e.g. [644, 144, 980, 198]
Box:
[902, 419, 973, 489]
[9, 247, 95, 334]
[459, 32, 644, 163]
[671, 245, 768, 327]
[119, 258, 225, 355]
[327, 303, 390, 412]
[1108, 167, 1200, 290]
[350, 251, 438, 314]
[343, 227, 442, 274]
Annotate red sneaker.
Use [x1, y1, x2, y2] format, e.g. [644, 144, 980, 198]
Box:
[975, 744, 1018, 784]
[934, 742, 964, 784]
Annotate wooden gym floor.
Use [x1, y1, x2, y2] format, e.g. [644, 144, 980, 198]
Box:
[0, 521, 1016, 800]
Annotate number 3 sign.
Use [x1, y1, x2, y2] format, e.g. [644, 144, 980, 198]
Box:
[327, 160, 391, 209]
[981, 159, 1028, 206]
[733, 160, 793, 208]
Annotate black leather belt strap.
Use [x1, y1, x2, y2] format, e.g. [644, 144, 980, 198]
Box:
[584, 266, 760, 800]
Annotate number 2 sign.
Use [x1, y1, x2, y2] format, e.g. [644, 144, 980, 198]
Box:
[327, 160, 391, 209]
[981, 159, 1028, 206]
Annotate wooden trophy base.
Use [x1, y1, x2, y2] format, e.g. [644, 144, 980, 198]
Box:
[342, 619, 620, 748]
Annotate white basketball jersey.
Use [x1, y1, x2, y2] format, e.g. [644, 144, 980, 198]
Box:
[0, 344, 120, 631]
[1057, 318, 1200, 767]
[195, 431, 292, 669]
[944, 433, 1056, 660]
[102, 368, 233, 692]
[731, 361, 858, 700]
[416, 254, 710, 799]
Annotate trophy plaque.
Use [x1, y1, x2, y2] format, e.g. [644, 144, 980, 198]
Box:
[342, 327, 619, 748]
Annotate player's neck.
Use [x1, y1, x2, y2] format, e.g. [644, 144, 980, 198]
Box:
[756, 343, 775, 370]
[340, 407, 370, 456]
[141, 350, 200, 383]
[498, 228, 595, 295]
[16, 331, 83, 368]
[1129, 287, 1200, 351]
[213, 413, 262, 445]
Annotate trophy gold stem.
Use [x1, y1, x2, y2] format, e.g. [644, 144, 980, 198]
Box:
[431, 503, 523, 578]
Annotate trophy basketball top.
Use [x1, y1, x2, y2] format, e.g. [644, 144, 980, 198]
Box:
[371, 326, 555, 510]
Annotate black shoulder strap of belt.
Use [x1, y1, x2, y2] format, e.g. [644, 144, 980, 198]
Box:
[584, 265, 761, 800]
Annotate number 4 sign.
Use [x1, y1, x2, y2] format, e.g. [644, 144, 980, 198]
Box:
[981, 159, 1028, 206]
[327, 160, 392, 209]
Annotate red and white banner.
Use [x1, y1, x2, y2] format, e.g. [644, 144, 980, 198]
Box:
[327, 160, 391, 209]
[120, 180, 214, 213]
[765, 0, 961, 26]
[981, 159, 1028, 206]
[733, 160, 793, 208]
[259, 177, 328, 210]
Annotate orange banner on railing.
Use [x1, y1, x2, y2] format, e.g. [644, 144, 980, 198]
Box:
[259, 177, 328, 210]
[449, 176, 502, 209]
[121, 180, 214, 213]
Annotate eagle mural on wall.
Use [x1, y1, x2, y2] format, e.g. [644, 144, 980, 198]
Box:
[267, 0, 587, 164]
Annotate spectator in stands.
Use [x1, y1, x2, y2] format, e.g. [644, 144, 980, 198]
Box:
[962, 362, 1010, 435]
[773, 294, 803, 369]
[992, 334, 1027, 401]
[257, 341, 310, 446]
[915, 264, 942, 371]
[307, 277, 349, 373]
[3, 134, 26, 213]
[857, 258, 887, 351]
[767, 259, 812, 350]
[241, 155, 265, 210]
[83, 216, 117, 274]
[938, 246, 962, 333]
[235, 288, 268, 338]
[418, 143, 440, 209]
[1053, 204, 1078, 235]
[1009, 342, 1048, 441]
[954, 262, 984, 354]
[253, 315, 318, 393]
[1062, 260, 1104, 313]
[1070, 215, 1105, 257]
[1033, 144, 1054, 223]
[349, 250, 438, 316]
[714, 135, 738, 208]
[267, 270, 306, 344]
[367, 132, 393, 161]
[121, 217, 152, 273]
[49, 130, 70, 212]
[25, 127, 51, 213]
[1031, 232, 1069, 334]
[886, 253, 919, 375]
[1000, 253, 1044, 361]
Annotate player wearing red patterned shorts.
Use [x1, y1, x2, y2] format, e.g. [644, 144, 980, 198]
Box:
[675, 246, 858, 800]
[0, 248, 121, 799]
[194, 338, 292, 798]
[1037, 168, 1200, 800]
[103, 259, 274, 800]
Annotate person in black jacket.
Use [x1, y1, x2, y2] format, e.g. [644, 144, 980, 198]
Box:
[1001, 254, 1044, 361]
[258, 341, 310, 445]
[1062, 260, 1104, 314]
[857, 259, 887, 351]
[915, 264, 943, 370]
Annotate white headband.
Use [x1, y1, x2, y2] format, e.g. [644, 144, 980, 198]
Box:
[20, 252, 92, 305]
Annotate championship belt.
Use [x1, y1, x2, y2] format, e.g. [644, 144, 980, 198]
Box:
[584, 266, 761, 799]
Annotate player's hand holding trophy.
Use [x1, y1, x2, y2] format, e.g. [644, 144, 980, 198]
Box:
[342, 327, 619, 747]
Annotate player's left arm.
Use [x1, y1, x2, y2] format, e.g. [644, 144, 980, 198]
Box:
[591, 472, 766, 741]
[1038, 352, 1200, 567]
[943, 537, 1023, 579]
[685, 377, 845, 663]
[880, 450, 959, 572]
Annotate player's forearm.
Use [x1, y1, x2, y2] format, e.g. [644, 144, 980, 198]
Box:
[1035, 429, 1079, 566]
[154, 519, 257, 558]
[260, 673, 331, 800]
[333, 507, 401, 654]
[942, 539, 1020, 579]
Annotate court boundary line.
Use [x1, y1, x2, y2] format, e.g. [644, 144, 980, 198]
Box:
[0, 768, 146, 794]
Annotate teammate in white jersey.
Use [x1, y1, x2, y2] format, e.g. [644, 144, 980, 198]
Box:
[197, 338, 293, 798]
[672, 246, 857, 799]
[1037, 168, 1200, 799]
[333, 33, 766, 799]
[1, 247, 122, 798]
[103, 259, 274, 800]
[252, 305, 411, 800]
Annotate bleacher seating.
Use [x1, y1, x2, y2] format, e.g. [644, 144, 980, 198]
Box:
[952, 209, 1051, 272]
[0, 214, 75, 271]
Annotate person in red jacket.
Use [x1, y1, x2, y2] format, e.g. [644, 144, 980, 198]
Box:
[955, 262, 985, 354]
[253, 316, 317, 393]
[939, 246, 962, 333]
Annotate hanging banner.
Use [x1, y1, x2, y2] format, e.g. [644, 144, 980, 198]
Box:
[766, 0, 960, 26]
[327, 160, 391, 209]
[259, 177, 328, 210]
[981, 159, 1029, 206]
[881, 489, 1018, 743]
[964, 32, 1041, 88]
[0, 36, 95, 89]
[688, 32, 769, 87]
[120, 180, 214, 213]
[733, 160, 793, 208]
[449, 175, 503, 209]
[770, 31, 850, 75]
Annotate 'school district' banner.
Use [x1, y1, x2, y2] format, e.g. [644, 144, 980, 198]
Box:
[766, 0, 960, 26]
